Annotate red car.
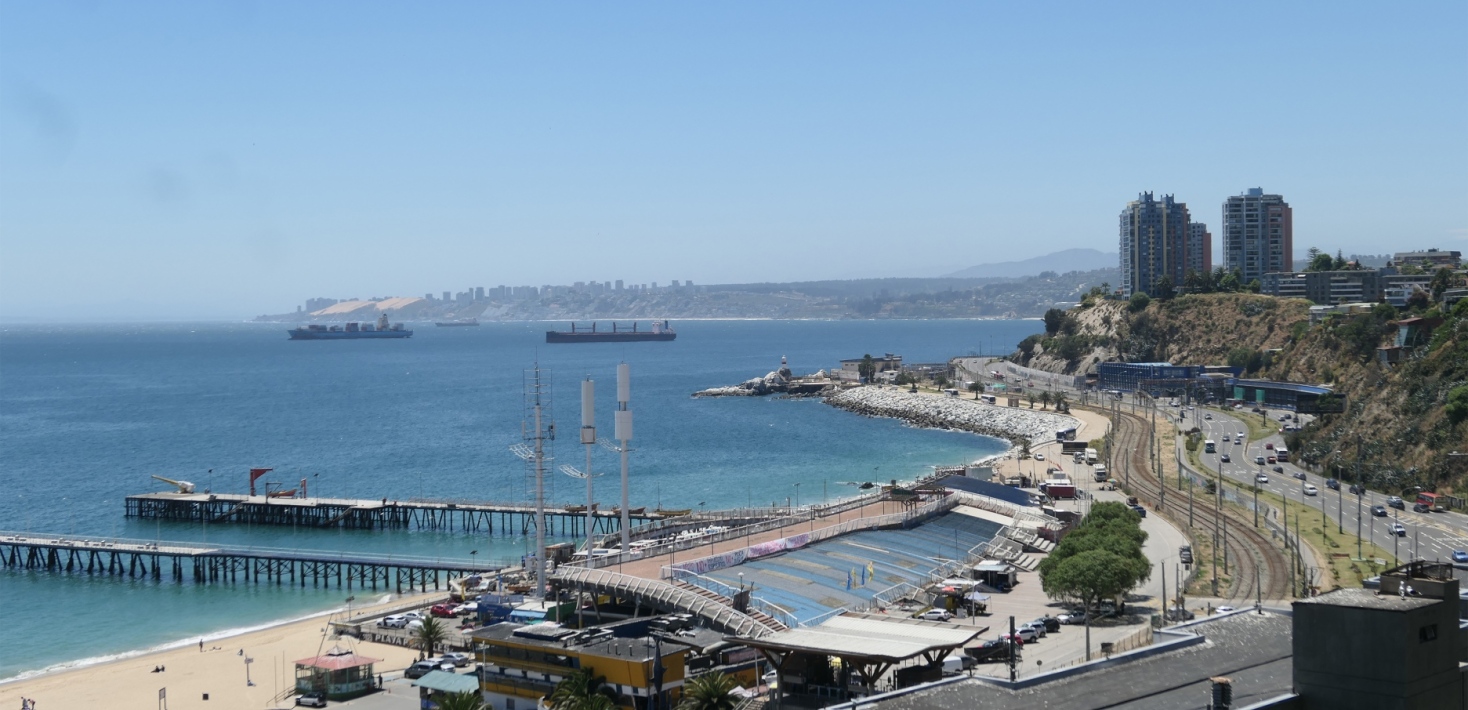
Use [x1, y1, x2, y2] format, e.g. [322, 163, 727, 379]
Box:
[1267, 456, 1277, 464]
[1265, 443, 1274, 450]
[430, 603, 457, 618]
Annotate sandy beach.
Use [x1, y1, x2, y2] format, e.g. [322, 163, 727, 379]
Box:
[0, 594, 435, 710]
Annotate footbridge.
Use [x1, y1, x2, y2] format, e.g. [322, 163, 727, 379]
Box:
[551, 566, 782, 638]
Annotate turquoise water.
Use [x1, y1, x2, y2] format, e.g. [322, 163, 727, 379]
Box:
[0, 318, 1039, 680]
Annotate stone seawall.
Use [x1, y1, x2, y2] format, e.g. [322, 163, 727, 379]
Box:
[825, 387, 1079, 443]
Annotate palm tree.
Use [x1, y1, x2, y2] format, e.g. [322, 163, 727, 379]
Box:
[416, 616, 446, 658]
[437, 690, 487, 710]
[1039, 391, 1052, 410]
[1054, 393, 1068, 413]
[549, 668, 620, 710]
[677, 671, 738, 710]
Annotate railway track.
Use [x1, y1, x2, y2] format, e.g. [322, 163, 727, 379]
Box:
[1106, 409, 1293, 602]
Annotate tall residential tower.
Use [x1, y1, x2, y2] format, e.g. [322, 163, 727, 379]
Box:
[1221, 188, 1292, 284]
[1119, 192, 1191, 297]
[1187, 222, 1212, 276]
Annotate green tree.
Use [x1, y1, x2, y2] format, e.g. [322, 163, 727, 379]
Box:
[1447, 385, 1468, 426]
[1431, 267, 1457, 301]
[1333, 250, 1348, 270]
[677, 671, 739, 710]
[1128, 292, 1151, 313]
[416, 616, 446, 658]
[1247, 278, 1262, 293]
[549, 668, 620, 710]
[1308, 250, 1334, 272]
[1042, 549, 1141, 660]
[1044, 308, 1066, 335]
[438, 690, 487, 710]
[1153, 276, 1176, 300]
[1025, 392, 1035, 409]
[1218, 270, 1242, 292]
[1039, 390, 1052, 410]
[1054, 393, 1068, 413]
[968, 381, 982, 399]
[858, 354, 876, 384]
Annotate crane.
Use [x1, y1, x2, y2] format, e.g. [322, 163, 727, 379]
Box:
[151, 475, 196, 494]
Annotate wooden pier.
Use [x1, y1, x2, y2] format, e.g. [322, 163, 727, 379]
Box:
[0, 532, 503, 594]
[125, 492, 660, 535]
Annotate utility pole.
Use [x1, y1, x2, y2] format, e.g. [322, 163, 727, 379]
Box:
[1355, 434, 1364, 561]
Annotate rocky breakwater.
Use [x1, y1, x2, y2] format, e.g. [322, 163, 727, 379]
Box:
[825, 386, 1078, 443]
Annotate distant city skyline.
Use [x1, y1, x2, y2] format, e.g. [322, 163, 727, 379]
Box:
[2, 2, 1464, 319]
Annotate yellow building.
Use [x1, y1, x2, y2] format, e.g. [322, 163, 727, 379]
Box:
[472, 621, 687, 710]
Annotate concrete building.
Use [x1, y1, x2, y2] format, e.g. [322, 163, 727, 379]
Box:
[1222, 188, 1293, 285]
[1186, 222, 1212, 276]
[1119, 192, 1191, 297]
[1097, 362, 1202, 393]
[1393, 249, 1462, 268]
[1261, 270, 1383, 305]
[1293, 561, 1463, 709]
[473, 619, 690, 710]
[838, 354, 903, 383]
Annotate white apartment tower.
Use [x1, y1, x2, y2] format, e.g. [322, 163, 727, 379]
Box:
[1222, 188, 1293, 284]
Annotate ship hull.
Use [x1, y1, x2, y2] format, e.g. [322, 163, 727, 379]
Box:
[288, 330, 413, 340]
[545, 331, 675, 343]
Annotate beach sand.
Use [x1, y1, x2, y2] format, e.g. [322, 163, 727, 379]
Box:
[1, 594, 435, 710]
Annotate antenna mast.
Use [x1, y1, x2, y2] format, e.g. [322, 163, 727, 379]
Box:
[616, 363, 634, 552]
[511, 364, 555, 601]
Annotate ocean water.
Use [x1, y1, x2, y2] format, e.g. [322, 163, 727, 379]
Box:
[0, 318, 1040, 680]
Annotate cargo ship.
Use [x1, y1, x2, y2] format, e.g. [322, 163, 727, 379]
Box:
[288, 313, 412, 340]
[435, 318, 480, 327]
[545, 320, 676, 343]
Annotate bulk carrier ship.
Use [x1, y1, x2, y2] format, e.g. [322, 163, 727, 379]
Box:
[545, 320, 676, 343]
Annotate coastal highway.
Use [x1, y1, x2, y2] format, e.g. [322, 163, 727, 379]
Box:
[1185, 406, 1468, 570]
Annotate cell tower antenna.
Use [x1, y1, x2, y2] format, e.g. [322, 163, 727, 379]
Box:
[510, 363, 554, 601]
[615, 362, 633, 552]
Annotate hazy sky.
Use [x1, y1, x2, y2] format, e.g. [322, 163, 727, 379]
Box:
[2, 1, 1464, 319]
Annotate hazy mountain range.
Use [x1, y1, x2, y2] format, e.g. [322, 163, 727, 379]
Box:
[944, 248, 1117, 279]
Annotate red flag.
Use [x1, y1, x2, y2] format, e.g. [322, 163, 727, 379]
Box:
[249, 468, 272, 496]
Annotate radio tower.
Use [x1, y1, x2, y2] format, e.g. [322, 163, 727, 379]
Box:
[510, 364, 554, 601]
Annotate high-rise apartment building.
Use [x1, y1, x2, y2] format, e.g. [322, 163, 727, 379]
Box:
[1187, 222, 1212, 276]
[1221, 188, 1292, 284]
[1119, 192, 1191, 297]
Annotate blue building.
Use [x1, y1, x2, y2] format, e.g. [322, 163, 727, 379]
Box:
[1097, 362, 1204, 393]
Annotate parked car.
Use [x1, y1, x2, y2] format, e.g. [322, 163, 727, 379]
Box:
[1012, 626, 1040, 643]
[1255, 473, 1269, 484]
[1390, 522, 1407, 537]
[452, 602, 478, 615]
[918, 609, 952, 622]
[1386, 496, 1405, 510]
[1303, 484, 1318, 496]
[377, 615, 407, 628]
[442, 652, 472, 667]
[1213, 606, 1236, 615]
[1018, 621, 1047, 638]
[1452, 550, 1468, 564]
[405, 619, 424, 632]
[1034, 453, 1045, 462]
[430, 603, 457, 618]
[1032, 616, 1061, 633]
[1371, 505, 1388, 517]
[1165, 606, 1195, 621]
[1220, 453, 1231, 463]
[1128, 504, 1147, 518]
[1326, 479, 1340, 490]
[941, 653, 977, 675]
[1414, 502, 1432, 513]
[1056, 611, 1086, 625]
[404, 661, 440, 679]
[296, 692, 327, 708]
[967, 639, 1019, 663]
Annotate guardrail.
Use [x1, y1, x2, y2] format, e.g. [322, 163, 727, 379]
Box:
[665, 568, 799, 630]
[551, 566, 778, 637]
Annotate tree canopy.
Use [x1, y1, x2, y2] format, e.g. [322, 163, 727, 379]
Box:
[1038, 502, 1151, 604]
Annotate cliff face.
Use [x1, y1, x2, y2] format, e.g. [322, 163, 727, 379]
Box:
[1012, 293, 1311, 376]
[1012, 292, 1468, 496]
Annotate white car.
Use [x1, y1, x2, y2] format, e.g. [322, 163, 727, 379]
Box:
[1034, 453, 1045, 461]
[377, 614, 408, 628]
[918, 609, 953, 622]
[1255, 473, 1269, 484]
[1303, 484, 1318, 496]
[1018, 621, 1047, 638]
[1013, 626, 1040, 643]
[442, 652, 472, 667]
[1213, 606, 1236, 615]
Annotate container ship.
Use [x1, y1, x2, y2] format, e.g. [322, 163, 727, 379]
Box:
[545, 320, 676, 343]
[288, 313, 412, 340]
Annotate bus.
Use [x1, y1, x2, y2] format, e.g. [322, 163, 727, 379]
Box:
[1056, 427, 1078, 443]
[1275, 447, 1289, 462]
[1204, 439, 1216, 454]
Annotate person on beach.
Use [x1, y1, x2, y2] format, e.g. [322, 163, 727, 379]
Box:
[199, 639, 204, 652]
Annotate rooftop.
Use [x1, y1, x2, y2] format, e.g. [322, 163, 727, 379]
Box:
[1294, 587, 1439, 612]
[472, 621, 681, 662]
[413, 670, 481, 694]
[855, 610, 1292, 710]
[730, 614, 982, 664]
[1229, 379, 1334, 396]
[294, 645, 382, 671]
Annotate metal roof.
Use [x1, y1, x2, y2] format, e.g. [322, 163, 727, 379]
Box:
[1230, 379, 1333, 396]
[413, 670, 481, 694]
[730, 614, 981, 662]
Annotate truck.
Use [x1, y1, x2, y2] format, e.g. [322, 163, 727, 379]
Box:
[1085, 448, 1099, 465]
[1040, 473, 1076, 499]
[1061, 441, 1088, 454]
[1093, 463, 1108, 482]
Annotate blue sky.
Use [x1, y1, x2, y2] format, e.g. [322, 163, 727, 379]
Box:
[2, 1, 1464, 319]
